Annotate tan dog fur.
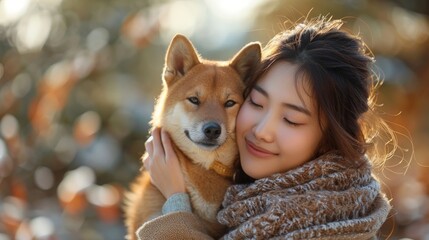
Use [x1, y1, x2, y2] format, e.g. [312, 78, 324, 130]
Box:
[124, 35, 261, 239]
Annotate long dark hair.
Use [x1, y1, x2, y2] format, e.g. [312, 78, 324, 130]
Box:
[234, 17, 397, 183]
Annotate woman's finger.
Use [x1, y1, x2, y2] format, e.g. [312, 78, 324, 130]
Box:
[145, 135, 154, 157]
[142, 152, 150, 170]
[147, 129, 185, 198]
[151, 127, 165, 160]
[161, 129, 175, 163]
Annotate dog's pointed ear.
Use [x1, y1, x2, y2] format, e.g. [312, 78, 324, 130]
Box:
[163, 34, 200, 85]
[229, 42, 262, 84]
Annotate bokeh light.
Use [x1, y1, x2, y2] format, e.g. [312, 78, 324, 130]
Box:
[29, 216, 55, 239]
[34, 167, 54, 190]
[0, 0, 31, 26]
[15, 10, 52, 53]
[0, 114, 19, 139]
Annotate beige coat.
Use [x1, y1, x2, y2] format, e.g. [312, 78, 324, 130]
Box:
[136, 211, 380, 240]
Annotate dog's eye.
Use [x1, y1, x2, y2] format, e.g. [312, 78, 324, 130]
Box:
[188, 97, 200, 105]
[224, 100, 236, 108]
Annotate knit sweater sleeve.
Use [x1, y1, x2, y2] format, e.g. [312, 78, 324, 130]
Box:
[161, 192, 192, 214]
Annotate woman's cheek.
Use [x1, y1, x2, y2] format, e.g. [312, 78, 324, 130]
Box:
[236, 103, 253, 130]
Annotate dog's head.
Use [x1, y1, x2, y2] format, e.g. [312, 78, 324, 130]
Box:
[152, 34, 261, 172]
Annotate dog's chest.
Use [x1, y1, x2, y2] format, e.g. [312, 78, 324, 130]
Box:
[187, 184, 220, 221]
[181, 166, 231, 223]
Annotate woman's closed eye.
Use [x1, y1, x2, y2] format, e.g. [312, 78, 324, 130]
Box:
[283, 117, 301, 127]
[249, 96, 302, 126]
[249, 97, 263, 108]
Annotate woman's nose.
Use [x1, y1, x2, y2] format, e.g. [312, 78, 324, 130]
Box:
[253, 113, 275, 143]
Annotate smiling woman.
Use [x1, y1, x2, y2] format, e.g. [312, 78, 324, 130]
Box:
[237, 61, 323, 179]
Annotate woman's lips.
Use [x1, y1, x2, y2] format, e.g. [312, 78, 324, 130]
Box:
[245, 139, 276, 158]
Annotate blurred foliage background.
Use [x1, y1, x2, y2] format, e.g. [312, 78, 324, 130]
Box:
[0, 0, 428, 239]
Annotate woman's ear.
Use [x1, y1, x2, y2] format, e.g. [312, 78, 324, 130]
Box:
[162, 34, 201, 86]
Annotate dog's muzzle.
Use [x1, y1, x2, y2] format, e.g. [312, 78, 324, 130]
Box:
[184, 121, 225, 149]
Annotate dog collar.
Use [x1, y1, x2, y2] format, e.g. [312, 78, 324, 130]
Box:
[210, 160, 234, 178]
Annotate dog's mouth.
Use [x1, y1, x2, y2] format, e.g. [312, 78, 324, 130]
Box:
[185, 130, 220, 150]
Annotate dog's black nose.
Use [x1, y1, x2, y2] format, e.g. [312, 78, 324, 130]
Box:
[203, 122, 221, 140]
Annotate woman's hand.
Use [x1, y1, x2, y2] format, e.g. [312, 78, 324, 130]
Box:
[143, 127, 186, 199]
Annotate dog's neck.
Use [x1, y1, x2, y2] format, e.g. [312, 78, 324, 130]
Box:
[170, 141, 234, 178]
[210, 160, 234, 178]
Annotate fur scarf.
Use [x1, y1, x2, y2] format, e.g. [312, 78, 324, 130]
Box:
[217, 152, 391, 240]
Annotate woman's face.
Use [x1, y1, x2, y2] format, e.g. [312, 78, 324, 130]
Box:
[236, 61, 323, 179]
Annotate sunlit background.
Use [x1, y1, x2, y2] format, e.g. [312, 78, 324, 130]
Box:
[0, 0, 428, 239]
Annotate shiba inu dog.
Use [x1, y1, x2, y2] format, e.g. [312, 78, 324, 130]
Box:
[124, 34, 261, 239]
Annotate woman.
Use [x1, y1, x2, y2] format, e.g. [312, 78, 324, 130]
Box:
[138, 17, 392, 239]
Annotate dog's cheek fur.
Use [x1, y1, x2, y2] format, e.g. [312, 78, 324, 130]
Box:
[162, 104, 191, 147]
